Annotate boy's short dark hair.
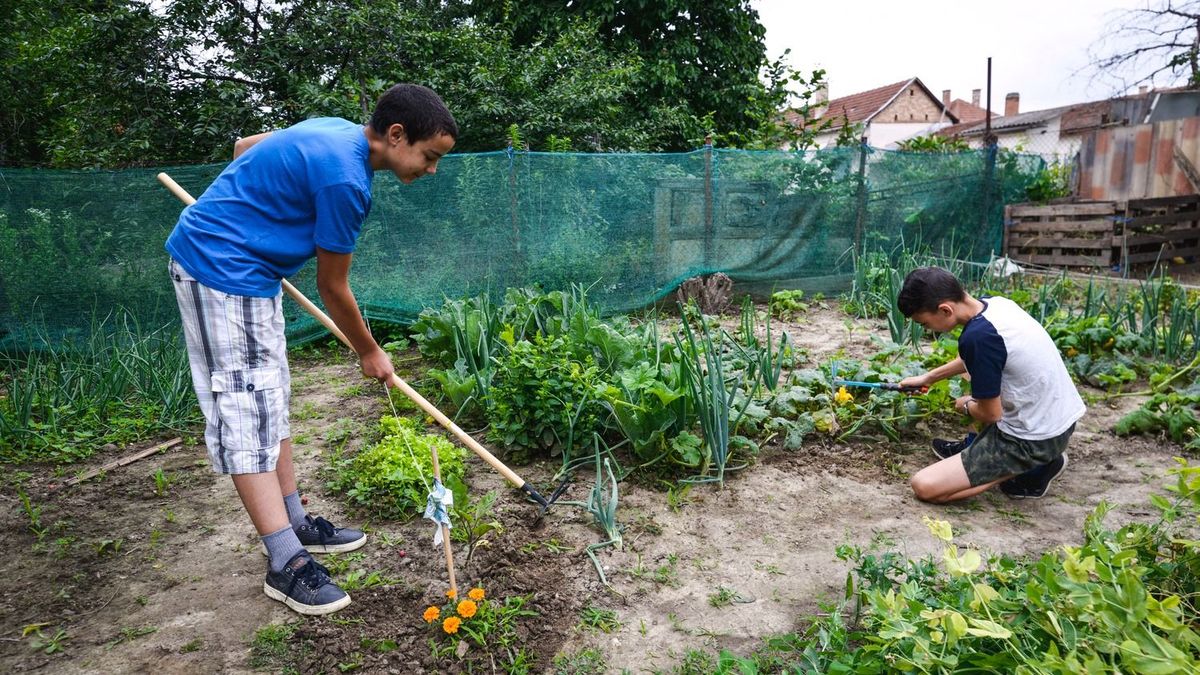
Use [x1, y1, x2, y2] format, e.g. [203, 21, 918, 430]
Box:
[897, 267, 966, 317]
[370, 84, 458, 143]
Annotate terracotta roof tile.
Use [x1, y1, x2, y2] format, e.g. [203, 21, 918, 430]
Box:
[947, 99, 993, 124]
[786, 77, 960, 131]
[818, 78, 914, 127]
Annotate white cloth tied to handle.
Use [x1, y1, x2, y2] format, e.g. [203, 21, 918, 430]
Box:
[423, 479, 453, 546]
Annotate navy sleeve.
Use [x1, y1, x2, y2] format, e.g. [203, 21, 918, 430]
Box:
[959, 319, 1007, 399]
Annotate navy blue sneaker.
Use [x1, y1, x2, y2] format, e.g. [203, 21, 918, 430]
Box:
[263, 551, 351, 615]
[261, 515, 367, 556]
[932, 432, 977, 460]
[296, 515, 367, 554]
[1000, 454, 1069, 499]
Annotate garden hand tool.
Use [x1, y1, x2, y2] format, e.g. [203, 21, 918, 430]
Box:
[157, 173, 568, 530]
[831, 361, 927, 393]
[833, 378, 927, 393]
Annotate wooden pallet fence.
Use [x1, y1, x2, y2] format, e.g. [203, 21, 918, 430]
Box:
[1004, 202, 1119, 269]
[1121, 194, 1200, 267]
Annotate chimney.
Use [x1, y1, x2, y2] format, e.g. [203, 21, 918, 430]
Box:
[942, 89, 951, 106]
[812, 81, 829, 118]
[1005, 92, 1020, 116]
[1138, 85, 1148, 96]
[971, 89, 981, 107]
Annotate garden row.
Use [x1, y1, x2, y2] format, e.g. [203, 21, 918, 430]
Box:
[4, 250, 1200, 670]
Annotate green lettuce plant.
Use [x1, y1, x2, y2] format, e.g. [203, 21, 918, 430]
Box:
[328, 416, 467, 520]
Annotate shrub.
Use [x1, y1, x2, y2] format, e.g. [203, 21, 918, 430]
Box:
[488, 335, 605, 457]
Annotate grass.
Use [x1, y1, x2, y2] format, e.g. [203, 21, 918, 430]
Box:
[180, 638, 204, 653]
[553, 647, 608, 674]
[707, 586, 738, 608]
[106, 625, 157, 649]
[577, 606, 621, 634]
[249, 622, 305, 671]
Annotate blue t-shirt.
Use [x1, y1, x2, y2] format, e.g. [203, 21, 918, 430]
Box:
[959, 296, 1086, 439]
[166, 117, 373, 297]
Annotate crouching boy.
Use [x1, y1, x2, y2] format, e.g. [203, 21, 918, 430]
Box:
[897, 267, 1085, 503]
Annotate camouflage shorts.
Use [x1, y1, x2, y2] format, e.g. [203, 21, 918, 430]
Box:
[961, 423, 1075, 487]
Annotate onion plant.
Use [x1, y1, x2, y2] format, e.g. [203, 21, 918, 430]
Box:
[0, 310, 197, 462]
[674, 305, 754, 486]
[734, 295, 790, 392]
[582, 437, 622, 587]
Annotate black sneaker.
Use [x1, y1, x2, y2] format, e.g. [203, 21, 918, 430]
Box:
[263, 551, 351, 615]
[261, 515, 368, 556]
[932, 432, 977, 460]
[1000, 454, 1069, 500]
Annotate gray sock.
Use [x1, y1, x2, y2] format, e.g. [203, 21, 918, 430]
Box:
[283, 490, 308, 530]
[262, 525, 306, 574]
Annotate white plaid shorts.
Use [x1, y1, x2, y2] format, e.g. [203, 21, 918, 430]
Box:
[170, 258, 291, 474]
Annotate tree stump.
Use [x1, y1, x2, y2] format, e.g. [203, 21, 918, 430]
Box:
[676, 273, 733, 314]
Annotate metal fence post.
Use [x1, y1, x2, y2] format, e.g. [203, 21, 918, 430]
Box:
[983, 142, 998, 252]
[507, 140, 522, 261]
[703, 135, 714, 267]
[854, 137, 868, 253]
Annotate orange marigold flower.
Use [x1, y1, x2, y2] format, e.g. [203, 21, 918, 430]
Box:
[446, 589, 457, 600]
[457, 599, 478, 618]
[443, 616, 462, 634]
[468, 587, 485, 601]
[423, 606, 440, 623]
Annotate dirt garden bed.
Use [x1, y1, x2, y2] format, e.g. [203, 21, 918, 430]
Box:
[0, 302, 1188, 673]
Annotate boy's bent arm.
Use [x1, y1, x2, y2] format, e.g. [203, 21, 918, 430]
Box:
[902, 356, 967, 389]
[314, 247, 395, 384]
[961, 395, 1002, 424]
[233, 132, 273, 159]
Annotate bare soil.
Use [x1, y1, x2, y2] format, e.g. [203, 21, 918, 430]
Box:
[0, 303, 1189, 673]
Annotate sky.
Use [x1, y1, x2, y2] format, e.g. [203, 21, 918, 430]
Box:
[751, 0, 1169, 114]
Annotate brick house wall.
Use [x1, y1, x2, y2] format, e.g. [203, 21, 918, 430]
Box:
[879, 85, 946, 124]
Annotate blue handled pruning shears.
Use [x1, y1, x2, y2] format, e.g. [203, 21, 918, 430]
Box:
[832, 378, 926, 393]
[831, 362, 927, 393]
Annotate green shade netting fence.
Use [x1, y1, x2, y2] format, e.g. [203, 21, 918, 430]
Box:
[0, 146, 1042, 348]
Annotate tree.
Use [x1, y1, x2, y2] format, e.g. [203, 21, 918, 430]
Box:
[1087, 1, 1200, 92]
[0, 0, 819, 165]
[441, 0, 775, 149]
[0, 0, 202, 166]
[0, 0, 696, 164]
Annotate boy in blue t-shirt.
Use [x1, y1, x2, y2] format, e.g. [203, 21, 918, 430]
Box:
[897, 267, 1086, 504]
[166, 84, 457, 615]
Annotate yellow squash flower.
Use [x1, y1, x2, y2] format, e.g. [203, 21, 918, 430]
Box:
[423, 606, 440, 623]
[457, 599, 478, 619]
[834, 386, 853, 405]
[468, 587, 485, 601]
[922, 515, 954, 542]
[442, 616, 461, 634]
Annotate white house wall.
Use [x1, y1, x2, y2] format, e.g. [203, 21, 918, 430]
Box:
[964, 117, 1081, 163]
[814, 121, 954, 149]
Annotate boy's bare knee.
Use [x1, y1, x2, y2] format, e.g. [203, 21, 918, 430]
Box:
[910, 473, 942, 503]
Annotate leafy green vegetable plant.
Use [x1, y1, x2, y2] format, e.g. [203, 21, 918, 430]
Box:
[328, 416, 467, 520]
[488, 335, 605, 461]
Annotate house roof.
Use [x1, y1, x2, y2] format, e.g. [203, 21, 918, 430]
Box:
[952, 104, 1075, 137]
[785, 77, 958, 130]
[940, 88, 1187, 140]
[947, 98, 992, 124]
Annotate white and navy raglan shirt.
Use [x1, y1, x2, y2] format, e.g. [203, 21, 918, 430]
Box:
[958, 296, 1086, 440]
